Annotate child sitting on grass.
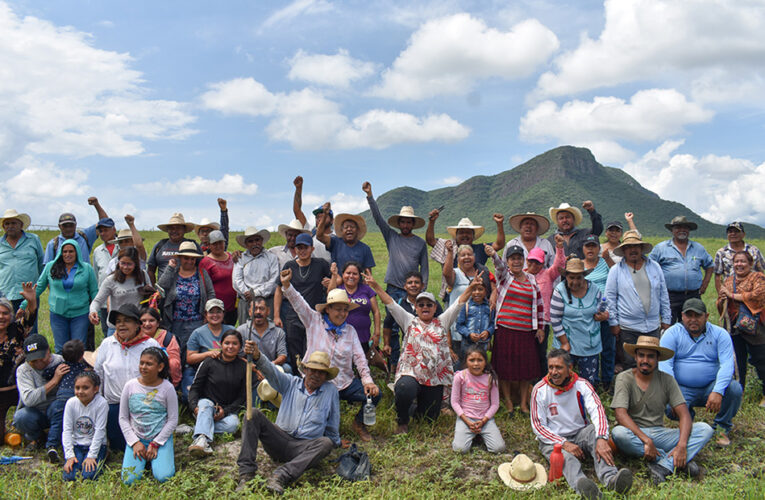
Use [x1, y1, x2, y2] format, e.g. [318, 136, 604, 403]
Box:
[62, 371, 108, 481]
[455, 283, 494, 367]
[451, 345, 505, 453]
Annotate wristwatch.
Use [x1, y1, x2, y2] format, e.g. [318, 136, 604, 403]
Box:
[597, 434, 609, 441]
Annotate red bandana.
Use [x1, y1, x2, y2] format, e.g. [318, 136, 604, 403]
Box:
[544, 372, 579, 395]
[118, 334, 151, 350]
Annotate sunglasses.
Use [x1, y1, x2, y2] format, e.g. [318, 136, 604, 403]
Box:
[416, 302, 435, 308]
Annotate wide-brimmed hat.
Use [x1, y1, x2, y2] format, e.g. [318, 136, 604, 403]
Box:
[558, 257, 593, 277]
[509, 212, 550, 234]
[334, 213, 367, 239]
[447, 218, 484, 239]
[236, 226, 271, 248]
[157, 213, 196, 233]
[194, 218, 220, 233]
[109, 229, 137, 245]
[665, 215, 698, 231]
[388, 206, 425, 230]
[107, 303, 142, 326]
[175, 241, 204, 259]
[0, 209, 31, 230]
[83, 350, 98, 367]
[498, 454, 547, 490]
[257, 365, 285, 407]
[277, 219, 310, 239]
[623, 335, 674, 362]
[316, 289, 359, 313]
[613, 230, 653, 257]
[298, 351, 339, 379]
[549, 203, 583, 227]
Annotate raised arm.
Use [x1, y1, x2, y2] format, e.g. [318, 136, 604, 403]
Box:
[218, 198, 230, 247]
[582, 200, 602, 236]
[491, 214, 506, 251]
[292, 176, 307, 227]
[124, 215, 147, 261]
[363, 182, 392, 241]
[315, 203, 332, 248]
[88, 196, 108, 220]
[362, 270, 393, 305]
[442, 240, 456, 287]
[425, 209, 439, 247]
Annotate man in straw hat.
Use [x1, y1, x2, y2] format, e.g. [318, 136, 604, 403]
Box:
[291, 176, 332, 262]
[237, 343, 340, 495]
[497, 454, 547, 490]
[505, 212, 554, 268]
[0, 208, 43, 332]
[269, 217, 310, 270]
[530, 349, 633, 499]
[279, 268, 380, 441]
[611, 335, 713, 484]
[315, 202, 375, 272]
[363, 181, 428, 302]
[547, 201, 603, 259]
[605, 230, 671, 370]
[649, 216, 713, 324]
[194, 198, 230, 255]
[43, 196, 109, 265]
[233, 226, 279, 324]
[659, 298, 742, 447]
[148, 212, 201, 284]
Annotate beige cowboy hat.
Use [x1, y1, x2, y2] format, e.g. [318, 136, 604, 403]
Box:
[447, 217, 485, 239]
[194, 218, 221, 233]
[83, 349, 98, 367]
[498, 454, 547, 490]
[236, 226, 271, 248]
[316, 289, 359, 313]
[388, 206, 426, 230]
[277, 219, 310, 239]
[175, 241, 204, 259]
[613, 230, 653, 257]
[157, 213, 196, 233]
[0, 209, 31, 230]
[549, 203, 583, 227]
[108, 228, 139, 245]
[558, 257, 593, 277]
[665, 215, 698, 231]
[334, 213, 367, 240]
[509, 212, 550, 234]
[623, 335, 674, 362]
[256, 365, 285, 407]
[298, 351, 339, 380]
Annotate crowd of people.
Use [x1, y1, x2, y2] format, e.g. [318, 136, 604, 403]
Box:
[0, 175, 763, 498]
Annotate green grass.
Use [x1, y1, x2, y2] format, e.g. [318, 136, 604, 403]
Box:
[2, 231, 765, 499]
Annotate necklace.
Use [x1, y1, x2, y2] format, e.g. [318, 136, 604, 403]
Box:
[298, 263, 311, 280]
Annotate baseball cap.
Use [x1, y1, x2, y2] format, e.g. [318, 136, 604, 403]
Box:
[311, 205, 334, 217]
[583, 234, 600, 246]
[415, 292, 437, 304]
[205, 298, 225, 312]
[682, 298, 707, 315]
[58, 213, 77, 225]
[527, 247, 545, 263]
[295, 233, 313, 247]
[727, 222, 744, 232]
[505, 245, 524, 257]
[208, 230, 226, 244]
[23, 334, 49, 361]
[96, 217, 115, 229]
[606, 221, 623, 231]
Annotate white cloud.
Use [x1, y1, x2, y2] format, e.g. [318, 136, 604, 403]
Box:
[372, 13, 559, 100]
[439, 176, 464, 185]
[134, 174, 258, 196]
[260, 0, 333, 30]
[302, 192, 368, 214]
[4, 156, 89, 202]
[519, 89, 713, 163]
[534, 0, 765, 102]
[288, 49, 377, 88]
[200, 78, 469, 150]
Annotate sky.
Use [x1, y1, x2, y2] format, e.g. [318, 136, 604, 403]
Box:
[2, 0, 765, 231]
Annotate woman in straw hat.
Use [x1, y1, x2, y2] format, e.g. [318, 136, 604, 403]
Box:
[148, 213, 201, 285]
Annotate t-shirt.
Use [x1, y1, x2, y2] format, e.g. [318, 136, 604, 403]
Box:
[630, 264, 652, 315]
[278, 259, 331, 320]
[341, 284, 377, 344]
[199, 254, 236, 311]
[611, 369, 686, 428]
[118, 378, 178, 446]
[148, 238, 201, 280]
[187, 324, 236, 359]
[328, 235, 375, 271]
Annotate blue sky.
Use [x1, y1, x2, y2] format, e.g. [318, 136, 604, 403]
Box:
[2, 0, 765, 231]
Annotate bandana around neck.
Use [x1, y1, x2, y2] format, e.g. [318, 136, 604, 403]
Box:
[544, 372, 579, 395]
[118, 333, 150, 350]
[323, 314, 347, 335]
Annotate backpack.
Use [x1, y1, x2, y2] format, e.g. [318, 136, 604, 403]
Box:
[332, 444, 371, 482]
[52, 230, 89, 255]
[161, 330, 175, 349]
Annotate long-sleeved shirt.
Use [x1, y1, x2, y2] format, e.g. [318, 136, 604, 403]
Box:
[367, 195, 428, 288]
[188, 356, 247, 416]
[505, 236, 555, 269]
[119, 378, 178, 446]
[62, 393, 108, 460]
[283, 284, 372, 391]
[256, 354, 340, 446]
[89, 271, 152, 327]
[530, 374, 608, 445]
[450, 370, 500, 420]
[550, 282, 603, 356]
[232, 250, 279, 298]
[649, 239, 713, 292]
[659, 321, 736, 395]
[546, 210, 603, 259]
[157, 265, 215, 328]
[0, 232, 44, 300]
[92, 243, 119, 286]
[491, 253, 543, 330]
[531, 246, 566, 323]
[43, 225, 98, 264]
[16, 354, 64, 410]
[714, 243, 765, 279]
[606, 258, 671, 332]
[95, 335, 160, 404]
[455, 300, 495, 343]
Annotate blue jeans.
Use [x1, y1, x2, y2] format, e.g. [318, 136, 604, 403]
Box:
[122, 437, 175, 485]
[667, 380, 743, 434]
[106, 403, 126, 451]
[49, 312, 90, 354]
[193, 398, 240, 441]
[338, 377, 381, 423]
[612, 423, 714, 470]
[599, 320, 615, 385]
[182, 366, 197, 404]
[63, 444, 107, 481]
[45, 399, 67, 448]
[11, 298, 38, 335]
[12, 404, 63, 444]
[571, 354, 600, 386]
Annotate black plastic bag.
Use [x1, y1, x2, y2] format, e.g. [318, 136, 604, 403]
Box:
[332, 444, 371, 481]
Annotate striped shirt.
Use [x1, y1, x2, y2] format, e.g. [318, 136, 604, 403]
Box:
[497, 278, 542, 330]
[585, 257, 609, 293]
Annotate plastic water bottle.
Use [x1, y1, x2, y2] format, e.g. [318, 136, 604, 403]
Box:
[363, 396, 376, 426]
[549, 443, 564, 481]
[597, 297, 608, 313]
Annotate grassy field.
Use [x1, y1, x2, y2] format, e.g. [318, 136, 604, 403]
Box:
[2, 230, 765, 499]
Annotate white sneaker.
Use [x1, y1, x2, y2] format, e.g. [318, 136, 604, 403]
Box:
[188, 435, 213, 457]
[176, 424, 194, 434]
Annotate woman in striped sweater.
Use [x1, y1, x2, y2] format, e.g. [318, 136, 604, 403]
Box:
[487, 244, 544, 414]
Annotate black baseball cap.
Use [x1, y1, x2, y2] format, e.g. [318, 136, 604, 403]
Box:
[606, 221, 623, 230]
[583, 234, 600, 246]
[682, 298, 707, 315]
[505, 245, 524, 257]
[58, 213, 77, 225]
[23, 334, 50, 361]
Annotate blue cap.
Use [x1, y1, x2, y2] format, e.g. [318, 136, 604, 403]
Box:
[96, 217, 115, 228]
[312, 205, 333, 217]
[295, 233, 313, 247]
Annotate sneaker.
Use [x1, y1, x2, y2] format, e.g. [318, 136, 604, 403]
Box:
[265, 474, 286, 495]
[647, 462, 672, 485]
[188, 435, 213, 457]
[608, 468, 633, 494]
[715, 431, 731, 447]
[352, 421, 372, 442]
[175, 424, 194, 434]
[47, 447, 59, 463]
[679, 461, 702, 479]
[576, 477, 602, 500]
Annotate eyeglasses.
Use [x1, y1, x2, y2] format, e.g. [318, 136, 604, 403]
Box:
[416, 302, 435, 308]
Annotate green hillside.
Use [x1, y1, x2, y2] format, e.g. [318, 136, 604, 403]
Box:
[360, 146, 765, 238]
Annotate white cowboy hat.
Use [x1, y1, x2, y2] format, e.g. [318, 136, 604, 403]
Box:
[297, 351, 339, 380]
[194, 218, 221, 233]
[334, 213, 367, 240]
[157, 213, 196, 233]
[447, 218, 485, 239]
[498, 454, 547, 490]
[175, 241, 204, 259]
[236, 226, 271, 248]
[316, 289, 359, 314]
[0, 209, 31, 230]
[508, 212, 550, 234]
[277, 219, 310, 239]
[613, 230, 653, 257]
[257, 365, 285, 407]
[549, 203, 583, 227]
[387, 206, 425, 230]
[83, 349, 98, 367]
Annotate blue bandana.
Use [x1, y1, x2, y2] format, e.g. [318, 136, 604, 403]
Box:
[323, 314, 347, 335]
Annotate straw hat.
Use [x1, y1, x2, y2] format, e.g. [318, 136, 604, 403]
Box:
[83, 349, 98, 367]
[498, 454, 547, 490]
[298, 351, 339, 379]
[236, 226, 271, 248]
[257, 365, 285, 407]
[316, 289, 359, 313]
[157, 213, 195, 233]
[194, 218, 220, 233]
[665, 215, 698, 231]
[0, 209, 31, 230]
[613, 230, 653, 257]
[623, 335, 674, 362]
[108, 229, 137, 245]
[447, 218, 485, 239]
[509, 212, 550, 234]
[549, 203, 583, 227]
[175, 241, 204, 259]
[388, 206, 425, 230]
[334, 213, 367, 239]
[277, 219, 310, 239]
[558, 257, 593, 277]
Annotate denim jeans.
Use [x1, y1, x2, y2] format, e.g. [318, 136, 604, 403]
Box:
[193, 398, 240, 441]
[12, 404, 59, 443]
[612, 422, 714, 471]
[63, 444, 107, 481]
[667, 380, 743, 434]
[45, 398, 67, 448]
[49, 312, 90, 354]
[122, 436, 175, 485]
[599, 320, 615, 385]
[106, 403, 126, 452]
[338, 377, 381, 423]
[181, 366, 197, 404]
